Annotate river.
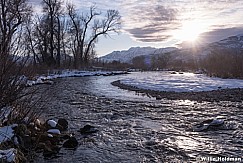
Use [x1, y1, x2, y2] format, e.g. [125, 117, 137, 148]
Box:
[34, 72, 243, 162]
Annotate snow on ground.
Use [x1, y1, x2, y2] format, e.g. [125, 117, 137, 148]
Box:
[120, 71, 243, 92]
[27, 70, 127, 86]
[0, 148, 17, 162]
[0, 125, 16, 143]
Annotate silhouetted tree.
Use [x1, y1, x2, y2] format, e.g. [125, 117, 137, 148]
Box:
[67, 4, 121, 68]
[0, 0, 32, 107]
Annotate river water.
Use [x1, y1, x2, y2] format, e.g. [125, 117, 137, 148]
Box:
[34, 73, 243, 162]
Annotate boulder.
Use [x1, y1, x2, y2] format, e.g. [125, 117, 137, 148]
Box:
[63, 137, 78, 148]
[47, 129, 61, 135]
[57, 118, 68, 131]
[192, 119, 238, 132]
[60, 134, 71, 140]
[37, 133, 60, 146]
[79, 125, 98, 135]
[46, 120, 57, 128]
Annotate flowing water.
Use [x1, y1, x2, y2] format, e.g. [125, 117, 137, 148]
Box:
[34, 73, 243, 162]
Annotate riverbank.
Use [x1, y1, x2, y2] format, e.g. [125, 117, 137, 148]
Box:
[111, 80, 243, 102]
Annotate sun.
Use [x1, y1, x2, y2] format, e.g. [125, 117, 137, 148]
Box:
[174, 22, 204, 42]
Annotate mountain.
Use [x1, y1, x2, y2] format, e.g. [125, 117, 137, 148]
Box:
[211, 34, 243, 49]
[99, 47, 177, 63]
[99, 34, 243, 64]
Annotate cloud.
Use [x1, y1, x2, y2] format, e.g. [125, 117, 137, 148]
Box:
[121, 0, 243, 43]
[127, 25, 173, 42]
[124, 4, 179, 42]
[200, 26, 243, 42]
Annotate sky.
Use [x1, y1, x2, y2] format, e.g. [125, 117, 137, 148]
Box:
[30, 0, 243, 56]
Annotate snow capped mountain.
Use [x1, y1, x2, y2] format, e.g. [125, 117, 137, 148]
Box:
[99, 47, 177, 63]
[99, 34, 243, 64]
[211, 34, 243, 49]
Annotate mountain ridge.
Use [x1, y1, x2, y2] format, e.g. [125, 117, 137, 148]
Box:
[99, 34, 243, 63]
[99, 46, 178, 63]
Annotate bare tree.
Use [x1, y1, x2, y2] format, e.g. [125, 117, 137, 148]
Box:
[84, 9, 121, 64]
[67, 4, 121, 68]
[34, 0, 63, 67]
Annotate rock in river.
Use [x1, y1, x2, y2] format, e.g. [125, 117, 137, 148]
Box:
[79, 125, 98, 135]
[192, 119, 238, 132]
[46, 119, 57, 128]
[57, 118, 68, 131]
[63, 137, 78, 148]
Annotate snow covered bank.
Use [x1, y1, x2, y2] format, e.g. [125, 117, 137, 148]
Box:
[119, 71, 243, 92]
[27, 70, 128, 86]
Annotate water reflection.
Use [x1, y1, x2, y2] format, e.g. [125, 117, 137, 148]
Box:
[175, 99, 196, 106]
[67, 75, 157, 101]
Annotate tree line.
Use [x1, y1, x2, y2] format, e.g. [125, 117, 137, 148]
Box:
[201, 48, 243, 78]
[100, 48, 243, 79]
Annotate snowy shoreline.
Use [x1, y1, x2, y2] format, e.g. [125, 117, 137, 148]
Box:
[27, 70, 129, 86]
[111, 80, 243, 102]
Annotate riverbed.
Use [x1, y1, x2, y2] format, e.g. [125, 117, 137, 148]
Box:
[34, 73, 243, 162]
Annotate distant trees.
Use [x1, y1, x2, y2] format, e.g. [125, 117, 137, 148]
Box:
[151, 53, 171, 70]
[201, 48, 243, 78]
[132, 56, 148, 69]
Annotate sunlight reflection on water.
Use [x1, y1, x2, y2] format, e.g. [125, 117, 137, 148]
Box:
[176, 100, 196, 106]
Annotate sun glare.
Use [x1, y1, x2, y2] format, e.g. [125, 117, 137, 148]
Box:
[174, 22, 205, 42]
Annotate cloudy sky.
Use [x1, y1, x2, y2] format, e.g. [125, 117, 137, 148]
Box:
[30, 0, 243, 56]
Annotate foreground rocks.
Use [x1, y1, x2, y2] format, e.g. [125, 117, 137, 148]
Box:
[112, 80, 243, 102]
[0, 118, 99, 162]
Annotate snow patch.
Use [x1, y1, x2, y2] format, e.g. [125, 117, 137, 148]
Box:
[0, 125, 16, 143]
[0, 148, 17, 162]
[27, 70, 127, 86]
